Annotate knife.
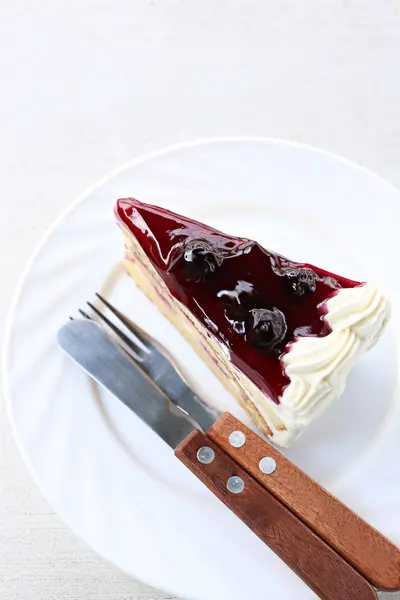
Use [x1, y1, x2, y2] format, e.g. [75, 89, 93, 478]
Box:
[89, 293, 400, 592]
[58, 319, 382, 600]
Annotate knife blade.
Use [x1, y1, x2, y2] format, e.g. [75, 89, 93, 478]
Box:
[57, 319, 196, 448]
[91, 293, 220, 433]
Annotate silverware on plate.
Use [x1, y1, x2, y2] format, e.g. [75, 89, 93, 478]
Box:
[57, 297, 400, 600]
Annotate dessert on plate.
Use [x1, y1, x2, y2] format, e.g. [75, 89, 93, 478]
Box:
[115, 198, 390, 446]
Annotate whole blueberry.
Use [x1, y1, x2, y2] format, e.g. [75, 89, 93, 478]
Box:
[183, 238, 222, 282]
[285, 267, 317, 297]
[246, 307, 287, 352]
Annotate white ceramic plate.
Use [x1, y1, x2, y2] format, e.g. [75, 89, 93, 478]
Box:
[4, 138, 400, 600]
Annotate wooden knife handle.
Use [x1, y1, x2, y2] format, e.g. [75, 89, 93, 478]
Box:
[208, 413, 400, 590]
[176, 430, 378, 600]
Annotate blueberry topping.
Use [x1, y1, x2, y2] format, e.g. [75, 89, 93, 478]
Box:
[183, 239, 223, 282]
[246, 307, 287, 352]
[284, 267, 317, 297]
[218, 280, 258, 321]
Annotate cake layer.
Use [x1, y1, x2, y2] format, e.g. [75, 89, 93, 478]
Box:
[116, 198, 390, 446]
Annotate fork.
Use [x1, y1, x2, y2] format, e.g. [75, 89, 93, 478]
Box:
[81, 294, 218, 431]
[79, 294, 400, 595]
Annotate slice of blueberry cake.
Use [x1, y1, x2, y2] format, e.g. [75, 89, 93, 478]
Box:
[115, 198, 390, 446]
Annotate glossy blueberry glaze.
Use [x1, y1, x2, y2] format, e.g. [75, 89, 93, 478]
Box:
[116, 198, 361, 403]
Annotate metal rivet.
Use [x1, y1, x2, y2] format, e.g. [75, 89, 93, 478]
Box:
[229, 430, 246, 448]
[227, 476, 245, 494]
[259, 457, 277, 474]
[197, 447, 215, 464]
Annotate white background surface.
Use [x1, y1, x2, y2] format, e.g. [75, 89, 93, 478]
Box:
[1, 2, 400, 599]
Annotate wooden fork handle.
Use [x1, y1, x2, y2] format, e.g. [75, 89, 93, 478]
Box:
[176, 430, 378, 600]
[208, 413, 400, 590]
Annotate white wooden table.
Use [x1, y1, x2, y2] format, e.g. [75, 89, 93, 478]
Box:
[1, 1, 400, 598]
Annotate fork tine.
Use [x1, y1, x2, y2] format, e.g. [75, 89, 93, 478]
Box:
[95, 293, 154, 350]
[86, 302, 144, 360]
[79, 309, 92, 320]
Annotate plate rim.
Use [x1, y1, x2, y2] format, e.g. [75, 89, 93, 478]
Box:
[3, 135, 400, 598]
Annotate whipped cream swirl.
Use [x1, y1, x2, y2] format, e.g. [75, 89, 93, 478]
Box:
[277, 283, 390, 438]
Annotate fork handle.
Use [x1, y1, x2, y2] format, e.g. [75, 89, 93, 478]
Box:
[208, 413, 400, 590]
[176, 430, 378, 600]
